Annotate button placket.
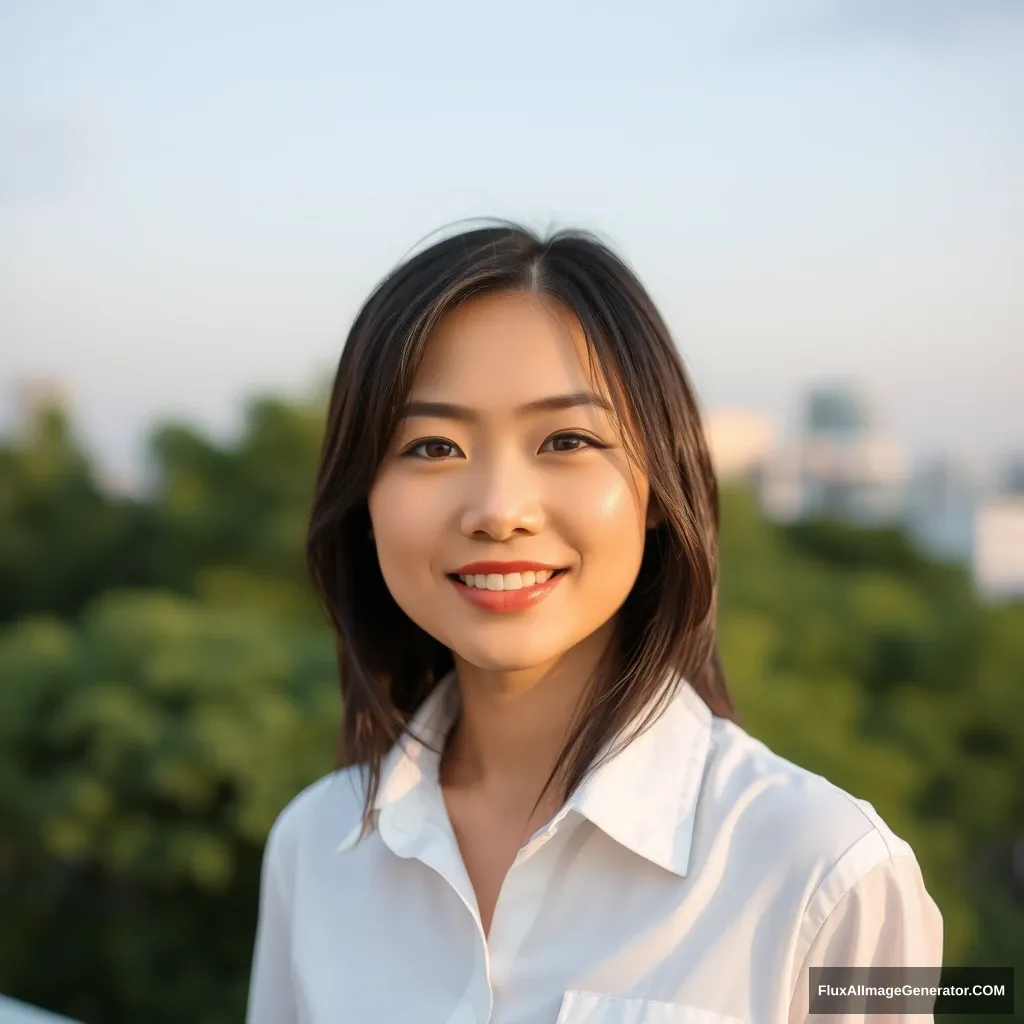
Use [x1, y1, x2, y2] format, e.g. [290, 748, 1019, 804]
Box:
[486, 840, 558, 1020]
[384, 795, 495, 1019]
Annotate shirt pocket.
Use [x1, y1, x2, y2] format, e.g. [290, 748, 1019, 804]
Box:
[555, 991, 748, 1024]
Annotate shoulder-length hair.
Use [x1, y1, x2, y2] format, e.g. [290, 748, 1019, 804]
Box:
[307, 220, 737, 837]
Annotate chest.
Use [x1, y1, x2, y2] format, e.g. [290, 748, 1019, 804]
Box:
[442, 787, 553, 937]
[290, 822, 796, 1024]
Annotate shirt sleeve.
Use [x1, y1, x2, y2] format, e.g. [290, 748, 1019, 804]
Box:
[246, 814, 299, 1024]
[787, 852, 944, 1024]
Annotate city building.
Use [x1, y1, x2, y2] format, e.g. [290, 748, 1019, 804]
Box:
[973, 456, 1024, 601]
[758, 383, 907, 526]
[905, 456, 978, 563]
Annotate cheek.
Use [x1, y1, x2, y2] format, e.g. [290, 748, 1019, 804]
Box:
[558, 471, 648, 629]
[562, 468, 647, 550]
[367, 475, 437, 580]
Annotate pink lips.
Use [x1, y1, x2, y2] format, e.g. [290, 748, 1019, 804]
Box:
[448, 567, 567, 613]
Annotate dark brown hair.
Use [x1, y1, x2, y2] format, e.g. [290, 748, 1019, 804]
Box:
[306, 220, 737, 838]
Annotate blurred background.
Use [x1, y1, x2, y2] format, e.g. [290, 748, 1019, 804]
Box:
[1, 1, 1021, 1022]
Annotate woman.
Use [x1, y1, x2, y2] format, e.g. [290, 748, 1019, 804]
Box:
[246, 223, 942, 1023]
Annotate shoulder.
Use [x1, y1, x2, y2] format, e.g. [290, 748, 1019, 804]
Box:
[696, 715, 941, 967]
[697, 714, 920, 899]
[262, 766, 368, 881]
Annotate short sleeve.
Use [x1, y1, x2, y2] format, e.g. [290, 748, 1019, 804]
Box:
[245, 813, 300, 1024]
[787, 853, 944, 1024]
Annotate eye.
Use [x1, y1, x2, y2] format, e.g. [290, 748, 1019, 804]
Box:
[402, 438, 464, 460]
[541, 431, 606, 454]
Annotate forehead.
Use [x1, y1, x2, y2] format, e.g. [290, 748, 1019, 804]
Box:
[410, 290, 611, 402]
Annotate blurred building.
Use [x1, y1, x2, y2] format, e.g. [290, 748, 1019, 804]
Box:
[973, 457, 1024, 601]
[704, 408, 775, 483]
[997, 454, 1024, 496]
[758, 383, 907, 526]
[905, 456, 978, 563]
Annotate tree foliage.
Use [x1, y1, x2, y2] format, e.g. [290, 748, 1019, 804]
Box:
[0, 396, 1020, 1023]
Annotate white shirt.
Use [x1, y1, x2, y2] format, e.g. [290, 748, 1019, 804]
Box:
[246, 672, 943, 1024]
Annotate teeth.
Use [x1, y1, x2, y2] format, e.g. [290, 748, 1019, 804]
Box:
[457, 569, 557, 590]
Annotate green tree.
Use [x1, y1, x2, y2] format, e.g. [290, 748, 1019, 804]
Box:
[0, 410, 1019, 1024]
[0, 590, 338, 1024]
[719, 484, 1024, 1018]
[0, 407, 164, 625]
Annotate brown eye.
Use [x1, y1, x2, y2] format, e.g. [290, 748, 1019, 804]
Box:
[405, 439, 462, 460]
[542, 432, 603, 454]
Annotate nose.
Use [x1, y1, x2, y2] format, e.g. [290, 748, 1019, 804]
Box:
[459, 448, 544, 541]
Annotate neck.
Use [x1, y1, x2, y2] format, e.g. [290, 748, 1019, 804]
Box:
[440, 619, 618, 810]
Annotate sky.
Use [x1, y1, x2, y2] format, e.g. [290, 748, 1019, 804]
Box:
[1, 0, 1022, 489]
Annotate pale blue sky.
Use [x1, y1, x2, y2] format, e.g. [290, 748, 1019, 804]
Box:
[1, 0, 1021, 487]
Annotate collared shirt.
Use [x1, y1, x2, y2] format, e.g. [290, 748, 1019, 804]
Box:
[246, 671, 943, 1024]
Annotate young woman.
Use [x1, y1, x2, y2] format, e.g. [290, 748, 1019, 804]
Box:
[246, 223, 943, 1024]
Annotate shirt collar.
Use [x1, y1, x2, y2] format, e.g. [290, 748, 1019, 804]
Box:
[567, 677, 712, 876]
[336, 667, 713, 877]
[336, 675, 456, 853]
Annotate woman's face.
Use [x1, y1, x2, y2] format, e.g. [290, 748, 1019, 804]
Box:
[368, 290, 652, 673]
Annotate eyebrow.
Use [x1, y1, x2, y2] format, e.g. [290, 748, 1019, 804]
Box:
[400, 390, 614, 423]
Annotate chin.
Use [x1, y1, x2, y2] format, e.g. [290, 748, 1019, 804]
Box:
[449, 635, 569, 674]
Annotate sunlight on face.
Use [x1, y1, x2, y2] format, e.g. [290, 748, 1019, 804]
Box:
[368, 290, 651, 673]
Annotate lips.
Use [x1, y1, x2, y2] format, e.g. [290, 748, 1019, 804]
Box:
[447, 564, 568, 613]
[450, 560, 564, 575]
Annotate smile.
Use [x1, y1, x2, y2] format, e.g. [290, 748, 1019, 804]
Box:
[455, 568, 562, 590]
[446, 568, 568, 613]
